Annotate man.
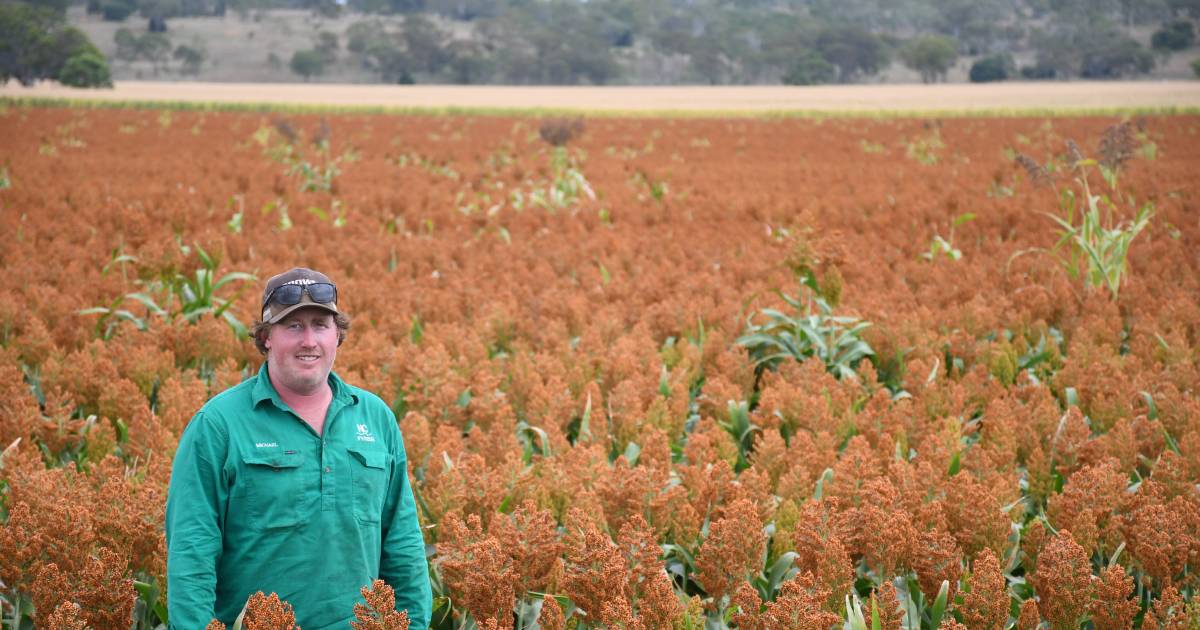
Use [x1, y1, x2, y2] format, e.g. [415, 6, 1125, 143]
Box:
[166, 267, 431, 629]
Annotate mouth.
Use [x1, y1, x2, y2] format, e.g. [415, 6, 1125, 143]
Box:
[296, 354, 322, 362]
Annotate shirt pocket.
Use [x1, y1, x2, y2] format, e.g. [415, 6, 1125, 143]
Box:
[347, 447, 390, 524]
[239, 453, 306, 530]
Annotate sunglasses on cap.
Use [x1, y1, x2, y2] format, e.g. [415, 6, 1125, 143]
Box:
[263, 282, 337, 307]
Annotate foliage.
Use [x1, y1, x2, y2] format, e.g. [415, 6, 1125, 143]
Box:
[138, 0, 181, 30]
[488, 3, 622, 85]
[899, 35, 959, 83]
[57, 0, 1200, 84]
[814, 25, 889, 82]
[927, 0, 1016, 54]
[113, 27, 139, 61]
[968, 53, 1014, 82]
[114, 28, 172, 73]
[1079, 35, 1155, 77]
[904, 127, 944, 165]
[737, 285, 874, 381]
[345, 15, 455, 83]
[1150, 19, 1195, 51]
[253, 118, 349, 196]
[288, 49, 325, 80]
[523, 146, 595, 211]
[781, 49, 835, 85]
[921, 213, 975, 262]
[1019, 61, 1057, 79]
[1015, 125, 1155, 301]
[173, 43, 206, 75]
[1047, 152, 1153, 300]
[314, 30, 338, 65]
[100, 0, 136, 21]
[80, 243, 256, 339]
[57, 51, 112, 87]
[1031, 22, 1154, 79]
[1193, 56, 1200, 77]
[0, 2, 106, 86]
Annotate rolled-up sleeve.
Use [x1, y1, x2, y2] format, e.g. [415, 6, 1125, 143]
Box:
[379, 426, 432, 629]
[166, 412, 229, 629]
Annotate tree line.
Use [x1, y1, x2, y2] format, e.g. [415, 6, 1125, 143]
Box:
[286, 0, 1199, 84]
[3, 0, 1200, 86]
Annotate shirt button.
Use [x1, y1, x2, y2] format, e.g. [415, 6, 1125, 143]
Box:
[325, 466, 332, 473]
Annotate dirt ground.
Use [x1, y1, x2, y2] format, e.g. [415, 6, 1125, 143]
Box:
[3, 80, 1199, 113]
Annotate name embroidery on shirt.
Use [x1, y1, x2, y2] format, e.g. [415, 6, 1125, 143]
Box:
[255, 442, 279, 448]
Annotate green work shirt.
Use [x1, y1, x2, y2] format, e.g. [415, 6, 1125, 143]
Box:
[165, 364, 432, 630]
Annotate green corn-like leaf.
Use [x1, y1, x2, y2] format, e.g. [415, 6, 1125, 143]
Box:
[928, 580, 949, 628]
[847, 594, 868, 630]
[813, 468, 834, 500]
[125, 292, 167, 317]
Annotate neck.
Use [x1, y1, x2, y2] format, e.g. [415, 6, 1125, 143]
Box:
[268, 371, 334, 434]
[275, 381, 332, 408]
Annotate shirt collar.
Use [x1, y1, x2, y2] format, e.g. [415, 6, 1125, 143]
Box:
[251, 362, 359, 409]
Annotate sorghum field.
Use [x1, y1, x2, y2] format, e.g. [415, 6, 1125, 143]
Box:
[0, 104, 1198, 630]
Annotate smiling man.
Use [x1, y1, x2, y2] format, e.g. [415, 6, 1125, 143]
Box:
[165, 267, 431, 629]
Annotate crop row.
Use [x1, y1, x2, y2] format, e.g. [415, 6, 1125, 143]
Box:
[0, 105, 1197, 628]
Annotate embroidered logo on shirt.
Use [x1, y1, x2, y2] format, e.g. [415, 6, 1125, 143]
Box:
[255, 442, 279, 448]
[355, 424, 376, 443]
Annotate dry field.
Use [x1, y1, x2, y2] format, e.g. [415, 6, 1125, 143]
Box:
[0, 103, 1199, 629]
[3, 80, 1200, 113]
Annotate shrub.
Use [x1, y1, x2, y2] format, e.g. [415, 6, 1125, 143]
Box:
[1151, 20, 1195, 52]
[1020, 62, 1056, 79]
[58, 52, 112, 87]
[969, 54, 1013, 82]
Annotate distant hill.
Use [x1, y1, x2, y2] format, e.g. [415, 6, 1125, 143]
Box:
[62, 0, 1200, 85]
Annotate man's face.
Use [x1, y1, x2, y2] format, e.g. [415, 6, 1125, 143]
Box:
[264, 308, 338, 396]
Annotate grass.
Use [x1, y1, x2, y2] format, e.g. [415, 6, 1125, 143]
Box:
[2, 95, 1199, 120]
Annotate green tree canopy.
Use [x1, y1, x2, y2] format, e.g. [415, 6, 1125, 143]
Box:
[815, 25, 889, 82]
[59, 51, 112, 85]
[969, 53, 1014, 82]
[1151, 19, 1195, 50]
[782, 48, 835, 85]
[289, 48, 325, 80]
[899, 34, 958, 82]
[1, 1, 109, 86]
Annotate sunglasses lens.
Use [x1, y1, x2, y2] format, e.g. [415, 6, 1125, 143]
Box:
[272, 284, 305, 305]
[307, 283, 336, 304]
